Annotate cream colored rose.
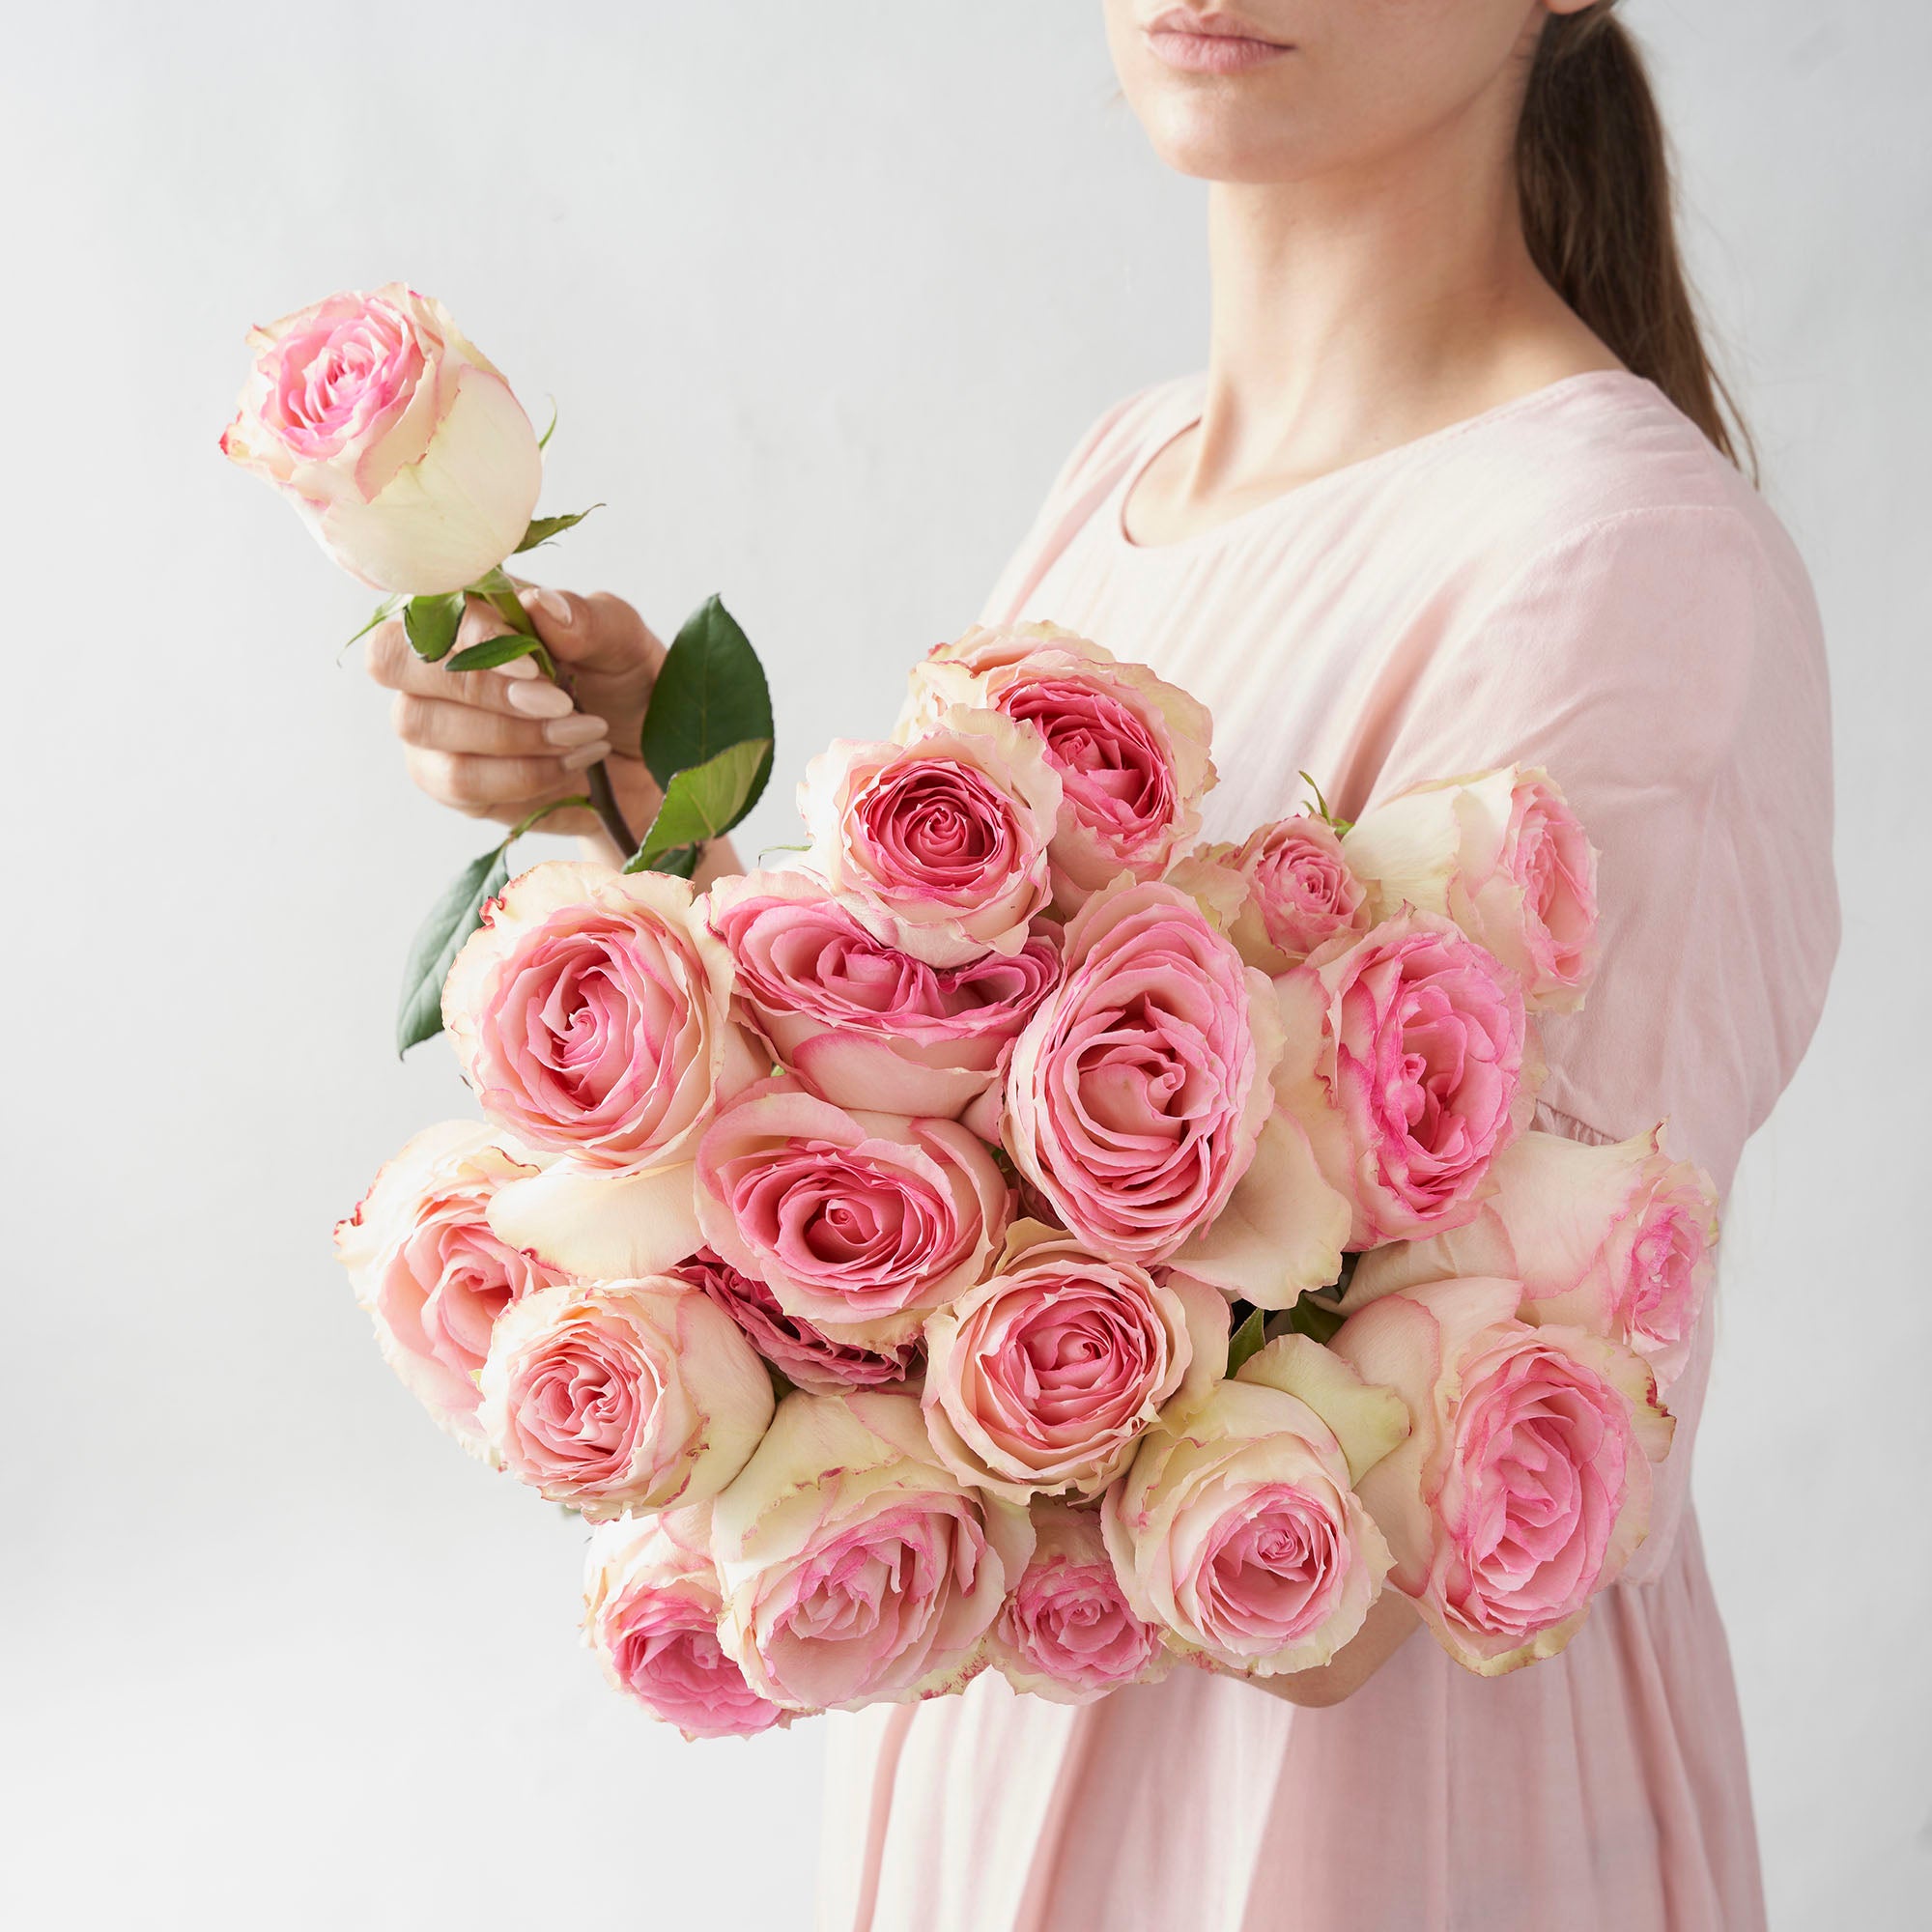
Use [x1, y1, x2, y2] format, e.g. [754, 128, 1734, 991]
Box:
[221, 283, 541, 593]
[1343, 765, 1600, 1011]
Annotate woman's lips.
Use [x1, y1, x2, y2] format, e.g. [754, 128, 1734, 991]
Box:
[1146, 17, 1292, 76]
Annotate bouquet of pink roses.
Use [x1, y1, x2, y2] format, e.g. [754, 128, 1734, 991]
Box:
[232, 290, 1719, 1738]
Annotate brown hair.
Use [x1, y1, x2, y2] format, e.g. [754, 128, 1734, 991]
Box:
[1517, 1, 1753, 473]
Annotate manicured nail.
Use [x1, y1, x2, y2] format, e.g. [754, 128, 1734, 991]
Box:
[505, 680, 575, 719]
[525, 586, 573, 626]
[497, 655, 541, 680]
[559, 740, 611, 771]
[545, 713, 609, 748]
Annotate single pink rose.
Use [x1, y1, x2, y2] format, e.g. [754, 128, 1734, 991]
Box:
[797, 711, 1062, 966]
[673, 1248, 921, 1394]
[333, 1121, 564, 1459]
[1102, 1335, 1406, 1676]
[220, 283, 541, 593]
[705, 869, 1059, 1119]
[1218, 813, 1372, 972]
[582, 1505, 787, 1740]
[1344, 766, 1600, 1012]
[443, 862, 761, 1173]
[902, 625, 1216, 913]
[477, 1277, 774, 1520]
[713, 1391, 1035, 1712]
[989, 1501, 1170, 1703]
[1347, 1125, 1719, 1392]
[696, 1082, 1011, 1349]
[1328, 1275, 1673, 1674]
[1004, 879, 1283, 1265]
[1274, 909, 1540, 1248]
[922, 1221, 1228, 1499]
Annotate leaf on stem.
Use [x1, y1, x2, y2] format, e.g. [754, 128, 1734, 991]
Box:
[640, 595, 775, 814]
[514, 504, 603, 554]
[1277, 1296, 1347, 1347]
[1226, 1306, 1268, 1377]
[624, 738, 772, 875]
[342, 595, 404, 656]
[536, 400, 558, 451]
[446, 634, 545, 674]
[403, 590, 467, 662]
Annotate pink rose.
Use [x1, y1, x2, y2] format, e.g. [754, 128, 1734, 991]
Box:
[1274, 909, 1540, 1248]
[1344, 766, 1600, 1012]
[673, 1248, 921, 1394]
[582, 1505, 787, 1739]
[477, 1277, 774, 1520]
[989, 1501, 1170, 1703]
[333, 1121, 564, 1459]
[904, 625, 1216, 912]
[705, 869, 1059, 1119]
[798, 710, 1062, 966]
[922, 1220, 1228, 1499]
[1004, 879, 1284, 1266]
[1217, 813, 1371, 972]
[1102, 1335, 1406, 1676]
[696, 1082, 1011, 1349]
[220, 283, 541, 594]
[1328, 1275, 1673, 1674]
[1348, 1126, 1719, 1391]
[712, 1390, 1035, 1712]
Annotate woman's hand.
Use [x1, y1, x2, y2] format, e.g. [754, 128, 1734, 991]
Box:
[365, 584, 668, 862]
[1213, 1586, 1421, 1710]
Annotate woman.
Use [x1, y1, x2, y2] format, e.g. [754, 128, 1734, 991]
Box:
[364, 4, 1837, 1926]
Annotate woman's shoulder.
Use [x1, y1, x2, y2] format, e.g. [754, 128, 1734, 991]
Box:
[1039, 374, 1203, 505]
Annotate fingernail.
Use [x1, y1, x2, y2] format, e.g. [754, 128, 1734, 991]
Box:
[505, 680, 576, 719]
[559, 741, 611, 771]
[545, 713, 609, 748]
[525, 586, 573, 626]
[497, 655, 541, 680]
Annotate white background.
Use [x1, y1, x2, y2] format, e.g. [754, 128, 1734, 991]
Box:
[4, 4, 1925, 1926]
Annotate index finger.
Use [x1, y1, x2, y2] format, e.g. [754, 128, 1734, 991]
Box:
[364, 611, 550, 716]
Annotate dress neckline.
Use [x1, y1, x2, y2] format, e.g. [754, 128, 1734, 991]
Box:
[1112, 368, 1659, 555]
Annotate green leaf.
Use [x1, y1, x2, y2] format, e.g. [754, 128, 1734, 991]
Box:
[342, 595, 403, 655]
[1280, 1296, 1347, 1347]
[1299, 770, 1353, 838]
[1226, 1306, 1268, 1377]
[403, 591, 467, 662]
[536, 400, 558, 451]
[640, 596, 775, 821]
[513, 504, 603, 554]
[396, 844, 511, 1055]
[624, 739, 771, 874]
[446, 634, 545, 674]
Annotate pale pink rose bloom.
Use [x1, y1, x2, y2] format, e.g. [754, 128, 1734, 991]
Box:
[333, 1120, 564, 1460]
[922, 1220, 1229, 1499]
[220, 283, 541, 594]
[1004, 879, 1293, 1272]
[989, 1500, 1170, 1703]
[712, 1390, 1035, 1712]
[1347, 1126, 1719, 1392]
[1274, 909, 1541, 1249]
[582, 1505, 787, 1740]
[705, 869, 1059, 1119]
[1344, 765, 1600, 1013]
[443, 863, 765, 1286]
[1102, 1335, 1407, 1676]
[1212, 813, 1372, 973]
[477, 1277, 774, 1520]
[797, 710, 1063, 967]
[1328, 1274, 1674, 1675]
[696, 1081, 1011, 1350]
[902, 625, 1217, 913]
[672, 1248, 922, 1394]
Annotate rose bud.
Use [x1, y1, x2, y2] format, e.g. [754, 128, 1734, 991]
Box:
[220, 283, 541, 594]
[1212, 812, 1372, 973]
[582, 1505, 787, 1740]
[1344, 765, 1600, 1012]
[1103, 1335, 1407, 1677]
[988, 1501, 1170, 1704]
[712, 1391, 1035, 1712]
[477, 1277, 774, 1520]
[1328, 1275, 1673, 1675]
[332, 1120, 564, 1460]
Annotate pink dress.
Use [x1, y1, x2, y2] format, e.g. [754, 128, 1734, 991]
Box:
[814, 371, 1839, 1932]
